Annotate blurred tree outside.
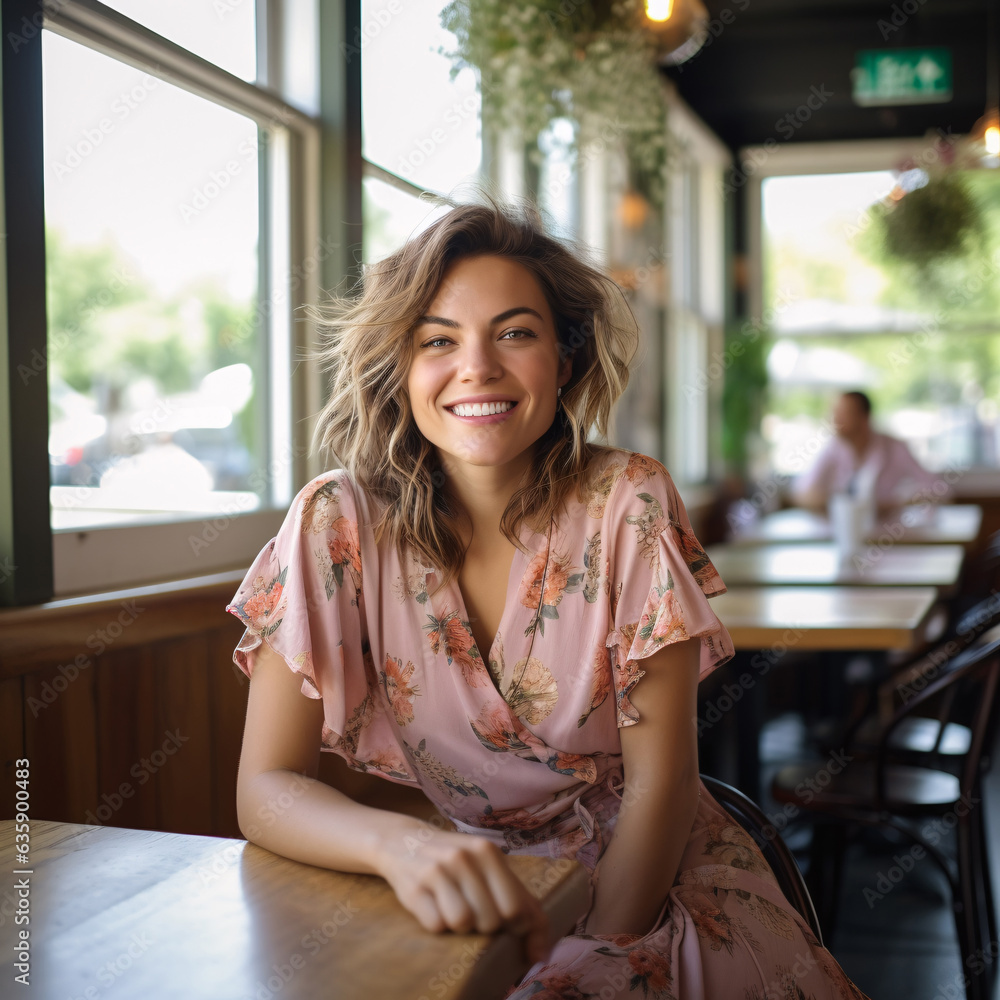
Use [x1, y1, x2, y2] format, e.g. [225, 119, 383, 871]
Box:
[45, 227, 261, 493]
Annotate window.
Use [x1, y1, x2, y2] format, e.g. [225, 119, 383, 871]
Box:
[750, 144, 1000, 480]
[44, 34, 266, 531]
[360, 0, 480, 263]
[1, 0, 325, 601]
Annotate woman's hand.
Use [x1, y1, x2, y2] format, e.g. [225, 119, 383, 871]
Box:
[377, 827, 550, 964]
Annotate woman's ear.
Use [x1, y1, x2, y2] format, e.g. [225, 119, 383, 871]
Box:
[558, 351, 573, 388]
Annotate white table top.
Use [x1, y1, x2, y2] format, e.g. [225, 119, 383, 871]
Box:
[707, 542, 965, 591]
[730, 505, 982, 546]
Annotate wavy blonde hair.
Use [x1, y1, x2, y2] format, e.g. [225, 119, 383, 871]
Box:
[311, 199, 638, 580]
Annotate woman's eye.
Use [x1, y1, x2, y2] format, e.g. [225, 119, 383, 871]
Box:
[420, 337, 452, 349]
[499, 327, 536, 341]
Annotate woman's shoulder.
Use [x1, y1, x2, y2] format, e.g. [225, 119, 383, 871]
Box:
[289, 468, 370, 535]
[578, 447, 679, 522]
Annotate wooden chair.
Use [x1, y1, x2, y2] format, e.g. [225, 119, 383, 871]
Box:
[771, 632, 1000, 1000]
[702, 774, 823, 944]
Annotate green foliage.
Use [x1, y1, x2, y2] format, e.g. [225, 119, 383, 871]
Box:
[45, 229, 148, 392]
[440, 0, 668, 198]
[721, 327, 770, 475]
[861, 171, 987, 279]
[45, 229, 257, 398]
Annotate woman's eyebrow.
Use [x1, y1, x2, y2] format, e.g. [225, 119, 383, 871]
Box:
[415, 306, 545, 328]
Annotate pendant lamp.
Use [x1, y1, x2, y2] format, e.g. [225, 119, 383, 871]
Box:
[643, 0, 710, 66]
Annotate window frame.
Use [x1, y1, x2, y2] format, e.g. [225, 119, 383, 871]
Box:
[0, 0, 345, 604]
[662, 85, 730, 487]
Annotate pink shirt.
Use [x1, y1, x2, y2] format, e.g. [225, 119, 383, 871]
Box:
[794, 431, 946, 507]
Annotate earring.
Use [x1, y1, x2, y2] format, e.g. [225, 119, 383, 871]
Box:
[557, 387, 562, 398]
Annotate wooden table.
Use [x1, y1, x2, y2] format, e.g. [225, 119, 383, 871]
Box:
[707, 542, 966, 592]
[710, 585, 942, 651]
[0, 820, 589, 1000]
[731, 504, 982, 546]
[703, 585, 943, 800]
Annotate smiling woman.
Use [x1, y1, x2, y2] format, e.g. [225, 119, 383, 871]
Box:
[229, 199, 872, 1000]
[309, 201, 636, 583]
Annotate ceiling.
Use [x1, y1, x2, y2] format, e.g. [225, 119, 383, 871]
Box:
[662, 0, 994, 151]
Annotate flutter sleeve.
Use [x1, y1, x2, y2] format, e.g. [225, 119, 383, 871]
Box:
[227, 471, 416, 783]
[603, 454, 734, 727]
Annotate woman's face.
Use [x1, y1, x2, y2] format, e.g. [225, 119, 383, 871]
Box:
[407, 254, 571, 479]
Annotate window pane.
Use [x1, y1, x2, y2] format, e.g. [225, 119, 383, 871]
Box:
[361, 0, 480, 193]
[760, 168, 1000, 473]
[762, 171, 924, 334]
[101, 0, 256, 81]
[43, 32, 271, 529]
[363, 176, 451, 263]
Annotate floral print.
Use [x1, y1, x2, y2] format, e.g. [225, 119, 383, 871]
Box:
[583, 532, 603, 604]
[380, 654, 419, 726]
[299, 477, 343, 534]
[228, 454, 869, 1000]
[626, 492, 668, 568]
[424, 609, 487, 686]
[626, 947, 675, 997]
[404, 737, 488, 801]
[499, 656, 559, 725]
[637, 583, 690, 654]
[519, 545, 585, 637]
[233, 567, 286, 637]
[577, 646, 612, 728]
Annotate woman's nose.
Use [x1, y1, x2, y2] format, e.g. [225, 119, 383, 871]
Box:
[458, 340, 503, 382]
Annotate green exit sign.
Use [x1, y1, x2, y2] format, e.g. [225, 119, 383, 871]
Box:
[852, 47, 952, 106]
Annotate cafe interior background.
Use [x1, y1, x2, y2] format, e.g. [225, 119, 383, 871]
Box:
[3, 0, 1000, 996]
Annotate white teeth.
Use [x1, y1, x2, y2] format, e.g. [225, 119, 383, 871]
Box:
[450, 401, 514, 417]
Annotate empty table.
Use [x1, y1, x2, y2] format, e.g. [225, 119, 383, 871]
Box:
[707, 542, 965, 592]
[710, 585, 941, 651]
[731, 505, 982, 547]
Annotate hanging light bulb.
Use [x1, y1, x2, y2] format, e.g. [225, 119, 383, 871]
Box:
[644, 0, 709, 65]
[966, 0, 1000, 166]
[985, 115, 1000, 158]
[966, 106, 1000, 168]
[645, 0, 674, 22]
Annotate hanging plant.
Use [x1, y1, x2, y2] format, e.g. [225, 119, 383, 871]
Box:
[864, 167, 985, 272]
[440, 0, 670, 198]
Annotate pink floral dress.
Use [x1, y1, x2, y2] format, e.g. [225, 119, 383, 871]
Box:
[228, 449, 870, 1000]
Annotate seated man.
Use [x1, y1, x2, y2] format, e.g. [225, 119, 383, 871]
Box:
[792, 390, 947, 511]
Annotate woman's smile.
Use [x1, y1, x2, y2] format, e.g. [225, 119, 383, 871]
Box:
[445, 398, 518, 421]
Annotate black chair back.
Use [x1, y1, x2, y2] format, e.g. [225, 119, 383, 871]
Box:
[878, 632, 1000, 804]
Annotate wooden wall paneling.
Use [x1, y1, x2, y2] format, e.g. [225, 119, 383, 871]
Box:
[0, 572, 244, 674]
[1, 675, 24, 819]
[23, 657, 98, 823]
[95, 644, 157, 831]
[152, 634, 214, 835]
[208, 622, 251, 837]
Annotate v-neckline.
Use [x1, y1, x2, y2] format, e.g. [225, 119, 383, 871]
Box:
[452, 539, 526, 667]
[445, 518, 550, 671]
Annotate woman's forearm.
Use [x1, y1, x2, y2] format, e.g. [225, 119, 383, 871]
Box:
[583, 764, 700, 935]
[237, 766, 429, 878]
